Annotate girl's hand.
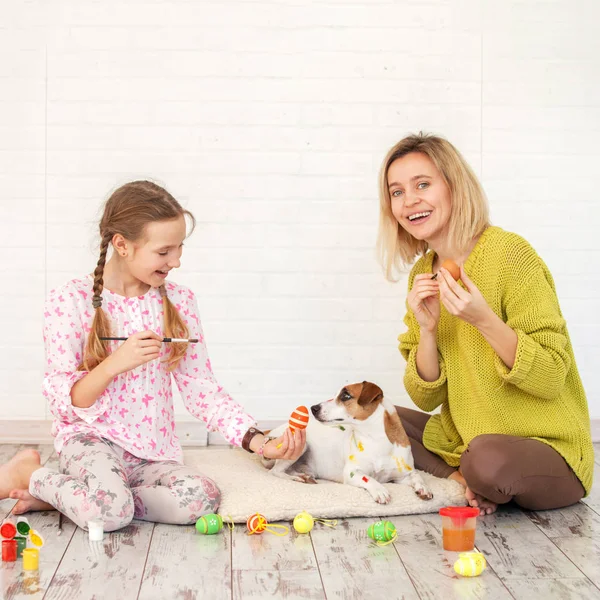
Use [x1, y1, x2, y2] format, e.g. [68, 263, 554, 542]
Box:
[407, 273, 441, 333]
[105, 330, 162, 376]
[438, 267, 493, 328]
[262, 427, 307, 461]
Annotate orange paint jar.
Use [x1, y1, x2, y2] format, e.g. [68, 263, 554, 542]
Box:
[439, 507, 479, 552]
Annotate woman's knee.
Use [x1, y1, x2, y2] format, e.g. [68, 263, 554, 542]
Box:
[460, 434, 515, 489]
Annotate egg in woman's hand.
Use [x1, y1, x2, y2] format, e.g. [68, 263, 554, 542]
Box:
[432, 259, 461, 282]
[441, 259, 461, 281]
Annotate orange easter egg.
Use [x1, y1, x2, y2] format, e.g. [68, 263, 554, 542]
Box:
[441, 259, 461, 281]
[289, 406, 309, 431]
[247, 513, 268, 534]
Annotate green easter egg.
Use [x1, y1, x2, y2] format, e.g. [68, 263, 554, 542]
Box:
[195, 514, 223, 535]
[367, 520, 396, 542]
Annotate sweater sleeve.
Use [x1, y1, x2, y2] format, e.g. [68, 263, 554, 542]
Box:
[42, 288, 111, 424]
[494, 244, 571, 400]
[172, 289, 257, 446]
[398, 270, 448, 413]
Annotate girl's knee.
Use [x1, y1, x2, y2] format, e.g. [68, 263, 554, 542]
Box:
[180, 476, 222, 523]
[80, 488, 135, 532]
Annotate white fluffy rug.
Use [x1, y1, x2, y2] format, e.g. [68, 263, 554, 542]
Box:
[183, 447, 466, 523]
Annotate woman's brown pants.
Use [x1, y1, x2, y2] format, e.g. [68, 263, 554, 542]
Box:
[397, 407, 585, 510]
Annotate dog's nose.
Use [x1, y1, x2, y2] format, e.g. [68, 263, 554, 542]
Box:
[310, 405, 320, 416]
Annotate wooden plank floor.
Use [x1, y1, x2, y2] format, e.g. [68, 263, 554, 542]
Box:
[1, 444, 599, 600]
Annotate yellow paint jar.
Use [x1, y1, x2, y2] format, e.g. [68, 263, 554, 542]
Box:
[23, 548, 39, 571]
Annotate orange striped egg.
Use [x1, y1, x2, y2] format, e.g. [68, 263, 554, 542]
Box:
[246, 513, 268, 534]
[289, 406, 310, 431]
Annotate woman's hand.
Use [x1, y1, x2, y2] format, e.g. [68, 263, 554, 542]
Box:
[438, 267, 493, 328]
[262, 427, 307, 461]
[407, 273, 441, 333]
[105, 330, 162, 376]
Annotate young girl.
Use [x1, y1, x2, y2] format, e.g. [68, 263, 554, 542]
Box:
[377, 133, 594, 515]
[0, 180, 305, 531]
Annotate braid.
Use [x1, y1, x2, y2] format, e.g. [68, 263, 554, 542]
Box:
[79, 232, 113, 371]
[92, 232, 112, 309]
[160, 284, 190, 371]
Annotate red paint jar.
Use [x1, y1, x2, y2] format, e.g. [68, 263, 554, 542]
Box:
[2, 539, 18, 562]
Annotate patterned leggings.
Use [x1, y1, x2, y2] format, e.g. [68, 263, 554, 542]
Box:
[29, 433, 221, 532]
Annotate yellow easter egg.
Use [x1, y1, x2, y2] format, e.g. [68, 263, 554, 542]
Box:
[293, 511, 314, 534]
[454, 552, 487, 577]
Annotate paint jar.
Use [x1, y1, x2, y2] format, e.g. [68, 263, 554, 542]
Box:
[0, 520, 17, 539]
[15, 536, 27, 558]
[2, 539, 17, 562]
[16, 517, 31, 536]
[22, 548, 39, 571]
[88, 519, 104, 542]
[439, 507, 479, 551]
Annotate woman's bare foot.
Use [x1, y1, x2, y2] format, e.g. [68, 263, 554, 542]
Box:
[465, 487, 498, 515]
[0, 449, 42, 499]
[8, 489, 54, 514]
[448, 471, 498, 515]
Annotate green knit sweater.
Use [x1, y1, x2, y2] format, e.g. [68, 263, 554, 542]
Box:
[399, 226, 594, 494]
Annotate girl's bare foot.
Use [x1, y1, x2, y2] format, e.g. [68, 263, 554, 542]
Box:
[448, 471, 498, 515]
[0, 449, 42, 499]
[8, 489, 54, 514]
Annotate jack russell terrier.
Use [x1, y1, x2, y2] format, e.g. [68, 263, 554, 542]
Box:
[265, 381, 433, 504]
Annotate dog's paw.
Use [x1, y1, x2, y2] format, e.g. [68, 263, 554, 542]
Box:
[416, 488, 433, 501]
[290, 473, 318, 484]
[370, 487, 391, 504]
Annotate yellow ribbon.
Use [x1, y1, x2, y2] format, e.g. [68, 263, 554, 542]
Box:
[314, 518, 338, 528]
[371, 530, 398, 547]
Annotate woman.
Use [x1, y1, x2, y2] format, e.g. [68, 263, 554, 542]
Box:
[377, 133, 593, 514]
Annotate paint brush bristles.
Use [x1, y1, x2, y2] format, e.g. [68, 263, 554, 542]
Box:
[100, 337, 199, 343]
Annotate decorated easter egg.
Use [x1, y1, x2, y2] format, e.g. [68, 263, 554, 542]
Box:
[289, 406, 309, 431]
[247, 513, 268, 534]
[367, 520, 396, 543]
[441, 259, 461, 281]
[293, 511, 314, 534]
[454, 552, 487, 577]
[195, 513, 224, 535]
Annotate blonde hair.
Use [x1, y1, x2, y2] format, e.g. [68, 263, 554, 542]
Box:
[81, 180, 196, 372]
[376, 132, 490, 280]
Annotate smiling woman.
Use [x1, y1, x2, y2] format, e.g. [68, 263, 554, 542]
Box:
[376, 132, 594, 516]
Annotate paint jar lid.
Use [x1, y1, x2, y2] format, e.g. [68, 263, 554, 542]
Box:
[0, 521, 17, 539]
[28, 529, 45, 548]
[439, 506, 479, 528]
[439, 507, 479, 518]
[16, 518, 31, 536]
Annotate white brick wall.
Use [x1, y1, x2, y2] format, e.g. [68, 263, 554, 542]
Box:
[0, 0, 598, 426]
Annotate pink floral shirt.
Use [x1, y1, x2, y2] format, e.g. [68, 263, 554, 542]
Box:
[42, 275, 257, 462]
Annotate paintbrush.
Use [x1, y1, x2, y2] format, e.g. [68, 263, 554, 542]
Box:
[100, 337, 199, 343]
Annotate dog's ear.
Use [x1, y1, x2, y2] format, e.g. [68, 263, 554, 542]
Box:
[357, 381, 384, 406]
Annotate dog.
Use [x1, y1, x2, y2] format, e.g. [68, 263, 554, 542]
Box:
[265, 381, 433, 504]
